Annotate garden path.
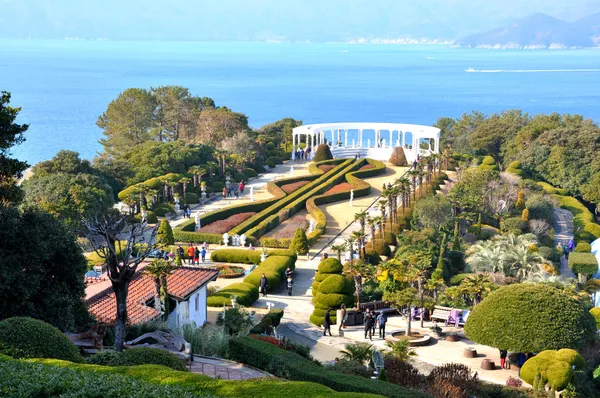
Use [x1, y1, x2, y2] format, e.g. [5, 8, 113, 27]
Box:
[189, 355, 272, 380]
[553, 208, 576, 279]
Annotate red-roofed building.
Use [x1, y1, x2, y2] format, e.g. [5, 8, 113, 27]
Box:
[86, 267, 219, 328]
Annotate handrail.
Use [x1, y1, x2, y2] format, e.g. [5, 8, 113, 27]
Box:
[310, 164, 414, 260]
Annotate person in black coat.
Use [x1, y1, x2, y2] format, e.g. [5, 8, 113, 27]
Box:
[323, 308, 333, 336]
[363, 309, 374, 341]
[259, 273, 269, 297]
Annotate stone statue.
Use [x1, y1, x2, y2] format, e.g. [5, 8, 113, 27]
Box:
[195, 212, 201, 230]
[350, 189, 354, 206]
[223, 232, 229, 246]
[173, 195, 181, 213]
[141, 208, 148, 223]
[290, 166, 295, 177]
[240, 234, 247, 247]
[308, 218, 315, 233]
[352, 138, 355, 148]
[250, 186, 255, 201]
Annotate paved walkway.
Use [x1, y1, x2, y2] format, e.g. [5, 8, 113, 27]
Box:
[189, 355, 272, 380]
[553, 208, 576, 279]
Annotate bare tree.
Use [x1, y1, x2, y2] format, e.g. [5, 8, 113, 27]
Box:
[84, 212, 157, 351]
[529, 219, 551, 237]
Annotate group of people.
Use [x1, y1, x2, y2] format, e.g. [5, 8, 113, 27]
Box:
[178, 242, 209, 265]
[559, 238, 576, 259]
[321, 305, 387, 340]
[222, 180, 245, 199]
[181, 204, 192, 219]
[294, 147, 311, 161]
[259, 267, 294, 297]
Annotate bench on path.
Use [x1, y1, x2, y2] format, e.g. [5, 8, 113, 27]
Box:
[430, 306, 470, 327]
[430, 306, 453, 322]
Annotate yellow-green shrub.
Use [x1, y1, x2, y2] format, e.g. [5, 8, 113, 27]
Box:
[520, 349, 585, 391]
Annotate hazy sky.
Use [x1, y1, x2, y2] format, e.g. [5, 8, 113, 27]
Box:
[1, 0, 599, 41]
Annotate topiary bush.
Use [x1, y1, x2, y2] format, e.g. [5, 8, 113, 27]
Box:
[87, 347, 186, 371]
[243, 168, 258, 178]
[389, 147, 408, 166]
[501, 217, 527, 233]
[153, 203, 175, 217]
[590, 307, 600, 329]
[311, 258, 354, 326]
[574, 242, 592, 253]
[0, 317, 84, 363]
[207, 283, 259, 307]
[520, 349, 586, 391]
[464, 284, 597, 352]
[157, 219, 175, 247]
[289, 228, 309, 255]
[313, 144, 333, 162]
[370, 239, 391, 257]
[185, 192, 200, 204]
[145, 210, 158, 224]
[569, 252, 598, 276]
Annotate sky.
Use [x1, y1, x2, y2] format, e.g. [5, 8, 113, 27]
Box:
[0, 0, 599, 41]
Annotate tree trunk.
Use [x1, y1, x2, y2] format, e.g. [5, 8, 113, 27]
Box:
[153, 278, 161, 312]
[406, 310, 412, 337]
[419, 280, 425, 328]
[113, 281, 129, 352]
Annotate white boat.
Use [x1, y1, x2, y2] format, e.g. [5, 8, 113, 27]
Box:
[465, 67, 477, 72]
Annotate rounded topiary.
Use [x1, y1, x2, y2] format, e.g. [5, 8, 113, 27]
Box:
[568, 252, 599, 276]
[318, 274, 353, 295]
[289, 228, 309, 255]
[464, 284, 597, 352]
[313, 144, 333, 162]
[482, 156, 496, 166]
[371, 239, 391, 257]
[143, 210, 158, 224]
[153, 204, 175, 217]
[591, 307, 600, 329]
[574, 242, 592, 253]
[389, 147, 408, 166]
[87, 347, 186, 371]
[520, 349, 585, 391]
[157, 219, 175, 247]
[508, 160, 522, 169]
[0, 317, 84, 363]
[185, 192, 200, 204]
[318, 258, 343, 274]
[363, 249, 382, 265]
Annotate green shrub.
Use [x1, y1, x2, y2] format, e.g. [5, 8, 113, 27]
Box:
[555, 195, 596, 234]
[537, 182, 568, 196]
[464, 284, 597, 352]
[212, 181, 226, 192]
[481, 156, 496, 166]
[210, 249, 262, 264]
[250, 309, 285, 334]
[363, 249, 382, 265]
[207, 283, 259, 307]
[520, 349, 585, 391]
[244, 254, 296, 292]
[289, 227, 309, 255]
[318, 258, 343, 274]
[449, 273, 471, 286]
[185, 192, 199, 204]
[0, 317, 83, 363]
[228, 337, 428, 398]
[501, 217, 527, 233]
[243, 168, 258, 178]
[590, 307, 600, 329]
[525, 195, 554, 224]
[576, 229, 597, 243]
[370, 239, 391, 256]
[314, 144, 333, 162]
[154, 203, 175, 217]
[508, 160, 522, 169]
[538, 246, 558, 262]
[87, 347, 186, 371]
[318, 274, 354, 295]
[574, 242, 592, 253]
[267, 156, 284, 165]
[389, 147, 408, 166]
[584, 222, 600, 239]
[157, 219, 175, 247]
[145, 210, 158, 224]
[505, 167, 524, 177]
[569, 252, 598, 275]
[329, 359, 372, 378]
[1, 354, 381, 398]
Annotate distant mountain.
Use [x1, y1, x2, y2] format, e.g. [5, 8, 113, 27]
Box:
[456, 12, 600, 49]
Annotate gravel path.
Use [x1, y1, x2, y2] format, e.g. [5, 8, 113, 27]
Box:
[553, 208, 576, 279]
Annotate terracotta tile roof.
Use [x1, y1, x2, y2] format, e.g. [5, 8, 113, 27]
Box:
[86, 267, 219, 325]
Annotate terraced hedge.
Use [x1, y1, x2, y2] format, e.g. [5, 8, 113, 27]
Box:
[117, 173, 182, 201]
[173, 159, 342, 244]
[552, 194, 600, 242]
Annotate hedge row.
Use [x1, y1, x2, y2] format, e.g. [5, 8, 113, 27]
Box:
[228, 337, 429, 398]
[86, 347, 187, 371]
[249, 308, 284, 334]
[117, 172, 182, 201]
[6, 356, 380, 398]
[210, 249, 262, 264]
[207, 282, 259, 307]
[552, 194, 600, 242]
[568, 252, 599, 275]
[244, 254, 296, 291]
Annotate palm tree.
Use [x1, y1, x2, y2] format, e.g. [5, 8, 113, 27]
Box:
[206, 161, 219, 183]
[367, 216, 377, 249]
[417, 168, 426, 198]
[465, 240, 506, 274]
[144, 259, 176, 314]
[459, 274, 495, 306]
[503, 245, 544, 281]
[339, 342, 373, 364]
[330, 242, 346, 263]
[345, 238, 355, 259]
[179, 177, 191, 200]
[384, 287, 418, 337]
[354, 211, 368, 237]
[385, 340, 416, 361]
[371, 215, 384, 240]
[343, 259, 373, 307]
[407, 169, 419, 202]
[188, 166, 207, 188]
[352, 230, 367, 259]
[442, 146, 452, 171]
[377, 199, 387, 232]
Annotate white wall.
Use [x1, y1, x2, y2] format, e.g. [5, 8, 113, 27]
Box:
[167, 285, 208, 329]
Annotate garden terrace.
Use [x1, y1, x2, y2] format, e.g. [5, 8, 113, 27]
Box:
[260, 213, 309, 248]
[173, 159, 343, 244]
[196, 212, 256, 234]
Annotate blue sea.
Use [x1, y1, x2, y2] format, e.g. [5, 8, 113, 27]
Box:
[2, 40, 600, 165]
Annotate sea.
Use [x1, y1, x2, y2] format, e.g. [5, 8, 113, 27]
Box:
[2, 40, 600, 165]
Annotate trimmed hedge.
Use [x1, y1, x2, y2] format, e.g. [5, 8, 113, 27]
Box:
[568, 252, 598, 275]
[243, 168, 258, 178]
[574, 242, 592, 253]
[465, 284, 597, 352]
[369, 239, 391, 257]
[389, 147, 408, 166]
[520, 349, 586, 391]
[210, 249, 262, 264]
[249, 308, 284, 334]
[185, 192, 200, 204]
[144, 210, 158, 224]
[154, 203, 175, 217]
[537, 182, 568, 196]
[207, 283, 259, 307]
[314, 144, 333, 162]
[244, 254, 296, 292]
[117, 173, 182, 202]
[2, 355, 383, 398]
[0, 317, 84, 363]
[591, 307, 600, 329]
[553, 194, 600, 242]
[87, 347, 187, 371]
[319, 258, 344, 274]
[267, 156, 284, 165]
[228, 337, 429, 398]
[311, 257, 354, 325]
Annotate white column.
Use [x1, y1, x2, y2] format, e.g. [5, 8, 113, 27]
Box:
[358, 130, 362, 148]
[331, 130, 334, 146]
[389, 130, 392, 148]
[344, 130, 348, 147]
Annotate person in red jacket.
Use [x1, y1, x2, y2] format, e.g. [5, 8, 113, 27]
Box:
[187, 245, 195, 265]
[239, 181, 245, 194]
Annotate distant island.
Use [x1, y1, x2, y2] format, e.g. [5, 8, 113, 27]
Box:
[456, 12, 600, 49]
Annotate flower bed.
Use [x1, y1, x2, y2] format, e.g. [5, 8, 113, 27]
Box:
[281, 181, 310, 194]
[260, 214, 310, 248]
[360, 164, 375, 171]
[319, 165, 335, 172]
[325, 182, 352, 195]
[216, 264, 246, 279]
[197, 212, 256, 234]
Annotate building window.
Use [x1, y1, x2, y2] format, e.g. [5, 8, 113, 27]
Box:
[195, 293, 199, 312]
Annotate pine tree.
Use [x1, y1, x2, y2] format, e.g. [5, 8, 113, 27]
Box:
[157, 219, 175, 247]
[521, 208, 530, 222]
[516, 191, 526, 210]
[289, 227, 309, 255]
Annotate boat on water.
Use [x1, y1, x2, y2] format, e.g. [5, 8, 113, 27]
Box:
[465, 67, 477, 72]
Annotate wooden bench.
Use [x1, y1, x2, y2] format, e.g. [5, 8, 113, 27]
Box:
[430, 306, 453, 322]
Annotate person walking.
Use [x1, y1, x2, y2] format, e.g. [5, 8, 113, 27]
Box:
[323, 308, 333, 336]
[499, 349, 508, 369]
[363, 309, 374, 341]
[239, 181, 245, 194]
[339, 303, 347, 331]
[567, 238, 575, 253]
[222, 187, 227, 199]
[285, 267, 293, 279]
[193, 247, 200, 265]
[377, 312, 387, 339]
[259, 273, 269, 297]
[200, 246, 207, 263]
[177, 245, 184, 261]
[187, 245, 195, 265]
